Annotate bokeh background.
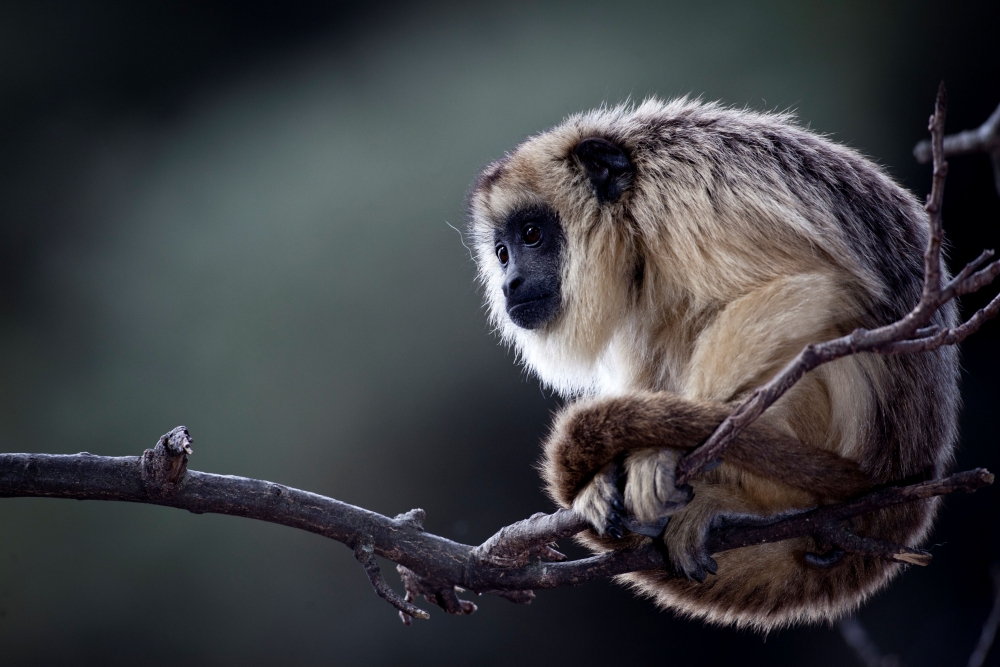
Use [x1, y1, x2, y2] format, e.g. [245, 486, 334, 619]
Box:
[1, 1, 998, 665]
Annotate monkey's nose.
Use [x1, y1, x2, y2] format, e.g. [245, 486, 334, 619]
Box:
[502, 274, 524, 298]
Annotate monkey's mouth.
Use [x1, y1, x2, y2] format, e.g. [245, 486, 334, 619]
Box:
[507, 294, 561, 330]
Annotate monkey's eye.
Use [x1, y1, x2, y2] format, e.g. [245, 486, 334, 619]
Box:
[496, 245, 509, 266]
[522, 224, 542, 246]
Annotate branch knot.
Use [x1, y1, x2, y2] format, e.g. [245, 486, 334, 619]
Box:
[140, 426, 193, 494]
[393, 508, 426, 530]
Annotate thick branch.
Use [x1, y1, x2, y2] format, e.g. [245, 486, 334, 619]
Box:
[677, 84, 1000, 485]
[0, 440, 990, 620]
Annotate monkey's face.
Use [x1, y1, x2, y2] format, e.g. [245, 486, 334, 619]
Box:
[492, 204, 565, 329]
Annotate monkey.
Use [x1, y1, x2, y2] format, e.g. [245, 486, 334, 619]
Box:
[466, 98, 959, 631]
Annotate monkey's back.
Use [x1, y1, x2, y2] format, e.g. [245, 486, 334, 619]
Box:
[602, 103, 960, 628]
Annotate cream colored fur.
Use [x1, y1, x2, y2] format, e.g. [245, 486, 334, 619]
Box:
[467, 98, 958, 630]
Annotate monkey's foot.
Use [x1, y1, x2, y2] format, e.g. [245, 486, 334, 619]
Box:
[662, 501, 719, 583]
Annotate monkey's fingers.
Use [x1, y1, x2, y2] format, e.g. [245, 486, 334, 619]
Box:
[572, 462, 626, 539]
[623, 449, 694, 525]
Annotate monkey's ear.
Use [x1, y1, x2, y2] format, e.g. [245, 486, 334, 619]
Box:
[573, 137, 633, 204]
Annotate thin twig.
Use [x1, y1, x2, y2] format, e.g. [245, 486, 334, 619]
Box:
[840, 563, 1000, 667]
[968, 564, 1000, 667]
[678, 83, 1000, 485]
[839, 616, 901, 667]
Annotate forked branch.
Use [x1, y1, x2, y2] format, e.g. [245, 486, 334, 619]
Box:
[914, 99, 1000, 196]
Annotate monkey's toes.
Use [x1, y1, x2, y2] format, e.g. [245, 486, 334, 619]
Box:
[671, 553, 719, 584]
[664, 522, 718, 583]
[672, 544, 718, 583]
[804, 549, 846, 569]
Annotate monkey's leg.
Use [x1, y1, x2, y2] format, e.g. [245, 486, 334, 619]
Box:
[658, 480, 762, 581]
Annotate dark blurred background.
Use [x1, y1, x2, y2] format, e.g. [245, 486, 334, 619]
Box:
[0, 1, 998, 665]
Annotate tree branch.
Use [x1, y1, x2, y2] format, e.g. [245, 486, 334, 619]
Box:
[677, 83, 1000, 485]
[914, 98, 1000, 197]
[0, 431, 991, 621]
[914, 99, 1000, 197]
[839, 561, 1000, 667]
[913, 100, 1000, 162]
[839, 616, 901, 667]
[968, 564, 1000, 667]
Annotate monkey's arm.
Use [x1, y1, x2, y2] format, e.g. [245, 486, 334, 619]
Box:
[542, 391, 870, 510]
[542, 391, 871, 580]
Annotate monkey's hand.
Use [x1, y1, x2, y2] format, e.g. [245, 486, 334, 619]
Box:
[576, 449, 695, 540]
[623, 449, 694, 525]
[568, 449, 725, 581]
[542, 395, 703, 539]
[569, 450, 693, 540]
[570, 461, 627, 539]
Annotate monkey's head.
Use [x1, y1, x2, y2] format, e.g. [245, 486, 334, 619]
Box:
[467, 108, 648, 396]
[468, 99, 861, 396]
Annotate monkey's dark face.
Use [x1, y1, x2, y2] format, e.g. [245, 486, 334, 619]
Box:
[494, 205, 565, 329]
[470, 130, 634, 364]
